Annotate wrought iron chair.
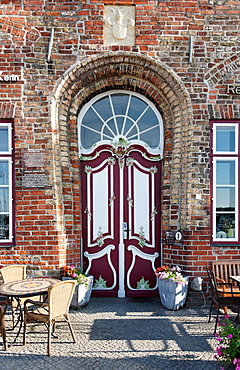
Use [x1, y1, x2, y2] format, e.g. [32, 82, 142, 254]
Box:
[23, 280, 77, 356]
[0, 305, 7, 350]
[206, 268, 240, 333]
[0, 265, 26, 325]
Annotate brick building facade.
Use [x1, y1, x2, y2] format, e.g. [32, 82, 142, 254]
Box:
[0, 0, 239, 301]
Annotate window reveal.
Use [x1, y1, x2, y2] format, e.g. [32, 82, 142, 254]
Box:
[211, 122, 239, 242]
[0, 122, 14, 244]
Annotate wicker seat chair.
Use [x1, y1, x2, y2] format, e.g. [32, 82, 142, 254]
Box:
[0, 265, 26, 325]
[0, 305, 7, 350]
[23, 280, 77, 356]
[207, 268, 240, 333]
[0, 265, 26, 283]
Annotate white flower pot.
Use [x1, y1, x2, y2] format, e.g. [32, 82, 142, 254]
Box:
[157, 277, 189, 311]
[62, 275, 94, 309]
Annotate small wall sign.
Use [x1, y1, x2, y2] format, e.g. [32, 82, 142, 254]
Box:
[21, 149, 48, 188]
[175, 230, 183, 243]
[227, 85, 240, 95]
[22, 173, 48, 188]
[0, 71, 20, 82]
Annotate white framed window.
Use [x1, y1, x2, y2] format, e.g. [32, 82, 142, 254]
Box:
[211, 121, 239, 242]
[0, 121, 14, 244]
[213, 123, 238, 155]
[78, 90, 164, 158]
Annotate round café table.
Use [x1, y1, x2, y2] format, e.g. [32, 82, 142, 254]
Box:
[0, 278, 60, 346]
[0, 278, 60, 298]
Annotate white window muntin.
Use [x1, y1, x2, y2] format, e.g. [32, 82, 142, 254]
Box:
[0, 122, 12, 155]
[78, 90, 164, 157]
[0, 158, 12, 242]
[212, 157, 238, 242]
[213, 122, 238, 155]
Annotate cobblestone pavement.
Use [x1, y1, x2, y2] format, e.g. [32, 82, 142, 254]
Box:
[0, 297, 223, 370]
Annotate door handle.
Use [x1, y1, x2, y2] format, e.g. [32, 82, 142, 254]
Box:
[123, 222, 130, 239]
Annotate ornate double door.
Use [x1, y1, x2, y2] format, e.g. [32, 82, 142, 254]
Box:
[81, 141, 161, 297]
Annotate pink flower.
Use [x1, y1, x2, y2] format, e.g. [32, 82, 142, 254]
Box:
[233, 358, 240, 365]
[227, 334, 233, 339]
[216, 346, 223, 356]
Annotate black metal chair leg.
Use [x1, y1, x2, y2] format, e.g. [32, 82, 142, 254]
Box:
[214, 306, 220, 334]
[208, 299, 213, 322]
[235, 306, 240, 323]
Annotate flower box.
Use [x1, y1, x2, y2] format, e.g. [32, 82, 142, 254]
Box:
[61, 265, 94, 309]
[62, 275, 94, 309]
[157, 276, 189, 310]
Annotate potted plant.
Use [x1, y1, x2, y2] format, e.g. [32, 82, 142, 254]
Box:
[155, 265, 189, 310]
[61, 265, 94, 309]
[214, 315, 240, 370]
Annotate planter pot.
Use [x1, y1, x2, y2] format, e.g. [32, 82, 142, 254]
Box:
[62, 275, 94, 309]
[157, 277, 189, 311]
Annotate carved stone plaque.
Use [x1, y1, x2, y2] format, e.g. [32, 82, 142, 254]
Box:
[22, 149, 47, 168]
[22, 173, 48, 188]
[21, 149, 48, 188]
[104, 5, 135, 46]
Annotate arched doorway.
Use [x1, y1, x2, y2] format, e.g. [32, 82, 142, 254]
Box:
[51, 52, 192, 291]
[78, 90, 163, 297]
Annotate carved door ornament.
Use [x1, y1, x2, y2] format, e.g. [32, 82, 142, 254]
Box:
[104, 5, 135, 46]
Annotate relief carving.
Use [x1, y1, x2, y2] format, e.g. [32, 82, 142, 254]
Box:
[104, 6, 135, 46]
[208, 0, 226, 4]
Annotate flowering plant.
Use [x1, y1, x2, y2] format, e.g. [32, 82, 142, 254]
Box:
[155, 265, 187, 285]
[61, 265, 89, 289]
[214, 315, 240, 370]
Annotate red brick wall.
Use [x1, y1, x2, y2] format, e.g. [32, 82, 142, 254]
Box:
[0, 1, 239, 290]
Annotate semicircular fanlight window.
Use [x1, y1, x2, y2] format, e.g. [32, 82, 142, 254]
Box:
[78, 90, 163, 156]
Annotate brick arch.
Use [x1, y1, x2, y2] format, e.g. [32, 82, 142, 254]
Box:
[54, 52, 191, 113]
[205, 55, 240, 119]
[0, 17, 40, 43]
[51, 52, 193, 257]
[205, 55, 240, 88]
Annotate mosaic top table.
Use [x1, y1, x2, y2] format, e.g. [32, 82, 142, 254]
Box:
[0, 278, 60, 298]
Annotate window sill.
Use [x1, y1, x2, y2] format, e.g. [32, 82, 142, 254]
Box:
[210, 243, 240, 247]
[0, 242, 15, 247]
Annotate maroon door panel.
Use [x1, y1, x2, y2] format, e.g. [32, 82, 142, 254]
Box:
[81, 143, 161, 297]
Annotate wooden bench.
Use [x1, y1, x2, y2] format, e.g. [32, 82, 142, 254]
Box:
[212, 260, 240, 287]
[212, 260, 240, 314]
